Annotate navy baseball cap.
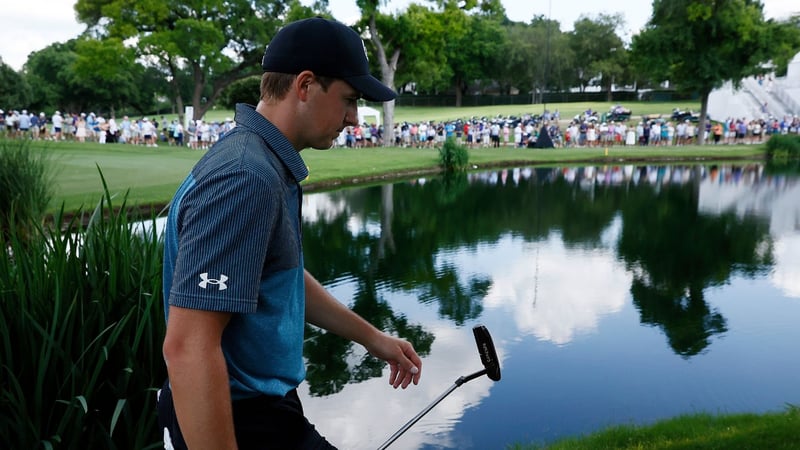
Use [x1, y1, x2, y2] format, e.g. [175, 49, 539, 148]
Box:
[261, 17, 397, 102]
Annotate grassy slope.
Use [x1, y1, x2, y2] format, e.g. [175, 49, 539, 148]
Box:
[45, 142, 765, 213]
[39, 100, 765, 213]
[45, 141, 201, 213]
[517, 407, 800, 449]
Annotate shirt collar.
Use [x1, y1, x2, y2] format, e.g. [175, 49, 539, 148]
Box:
[234, 103, 309, 183]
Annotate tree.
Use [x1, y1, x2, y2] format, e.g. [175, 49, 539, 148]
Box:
[24, 41, 88, 114]
[499, 17, 574, 102]
[24, 40, 163, 116]
[74, 0, 309, 120]
[767, 15, 800, 77]
[0, 59, 31, 110]
[437, 2, 506, 106]
[631, 0, 774, 145]
[568, 14, 626, 94]
[354, 1, 450, 144]
[73, 37, 158, 116]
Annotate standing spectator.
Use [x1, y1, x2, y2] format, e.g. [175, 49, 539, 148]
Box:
[75, 113, 88, 142]
[142, 117, 158, 147]
[490, 121, 501, 148]
[362, 123, 372, 147]
[120, 116, 131, 144]
[160, 115, 168, 141]
[666, 121, 675, 145]
[712, 122, 723, 144]
[51, 111, 64, 141]
[686, 121, 697, 144]
[18, 110, 31, 138]
[5, 110, 18, 136]
[108, 116, 119, 143]
[172, 120, 184, 147]
[29, 112, 40, 139]
[199, 120, 211, 149]
[676, 120, 687, 146]
[97, 117, 109, 144]
[625, 122, 636, 146]
[651, 121, 662, 146]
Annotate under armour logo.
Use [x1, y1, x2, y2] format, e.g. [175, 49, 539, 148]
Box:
[199, 272, 228, 290]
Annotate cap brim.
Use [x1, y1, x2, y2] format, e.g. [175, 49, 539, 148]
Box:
[346, 74, 397, 102]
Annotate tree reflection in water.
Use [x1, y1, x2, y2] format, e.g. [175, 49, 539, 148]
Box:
[301, 164, 780, 395]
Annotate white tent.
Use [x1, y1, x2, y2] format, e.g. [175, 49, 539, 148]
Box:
[357, 106, 381, 126]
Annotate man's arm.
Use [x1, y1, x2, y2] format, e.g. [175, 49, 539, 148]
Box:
[303, 269, 422, 389]
[162, 306, 238, 450]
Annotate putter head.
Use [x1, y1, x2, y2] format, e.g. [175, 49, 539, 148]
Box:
[473, 325, 501, 381]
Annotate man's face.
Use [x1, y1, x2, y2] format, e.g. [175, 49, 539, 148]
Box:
[304, 78, 360, 149]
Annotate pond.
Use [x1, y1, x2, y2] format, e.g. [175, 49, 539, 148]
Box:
[295, 164, 800, 450]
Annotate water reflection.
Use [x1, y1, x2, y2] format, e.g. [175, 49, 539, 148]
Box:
[298, 163, 800, 449]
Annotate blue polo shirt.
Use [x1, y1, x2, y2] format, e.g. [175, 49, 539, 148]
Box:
[162, 103, 309, 400]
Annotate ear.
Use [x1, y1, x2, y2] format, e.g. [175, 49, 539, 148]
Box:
[295, 71, 315, 101]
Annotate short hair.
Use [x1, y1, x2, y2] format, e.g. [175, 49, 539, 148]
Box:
[260, 72, 336, 102]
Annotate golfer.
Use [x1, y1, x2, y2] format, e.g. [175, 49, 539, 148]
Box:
[158, 17, 423, 449]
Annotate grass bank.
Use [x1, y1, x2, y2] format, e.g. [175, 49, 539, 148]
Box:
[515, 406, 800, 449]
[37, 140, 765, 214]
[40, 99, 774, 214]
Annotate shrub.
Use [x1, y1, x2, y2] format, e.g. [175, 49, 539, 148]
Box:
[0, 176, 166, 449]
[765, 134, 800, 159]
[438, 138, 470, 172]
[0, 138, 56, 242]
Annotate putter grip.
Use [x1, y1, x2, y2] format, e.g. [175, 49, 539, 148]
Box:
[472, 325, 501, 381]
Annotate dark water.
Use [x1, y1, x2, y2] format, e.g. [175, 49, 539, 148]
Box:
[297, 164, 800, 450]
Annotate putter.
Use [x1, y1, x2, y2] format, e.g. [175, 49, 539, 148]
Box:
[377, 325, 501, 450]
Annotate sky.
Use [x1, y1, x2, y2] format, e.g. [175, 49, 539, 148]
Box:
[1, 0, 798, 71]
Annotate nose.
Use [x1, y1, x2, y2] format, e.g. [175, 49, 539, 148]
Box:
[344, 104, 358, 127]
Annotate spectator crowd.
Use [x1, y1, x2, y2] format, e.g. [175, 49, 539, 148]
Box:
[0, 109, 237, 149]
[2, 106, 798, 150]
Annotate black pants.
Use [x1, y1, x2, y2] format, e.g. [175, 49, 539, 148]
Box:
[157, 379, 337, 449]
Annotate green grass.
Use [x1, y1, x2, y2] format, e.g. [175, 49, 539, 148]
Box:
[38, 140, 202, 212]
[41, 141, 765, 213]
[33, 100, 766, 214]
[515, 406, 800, 449]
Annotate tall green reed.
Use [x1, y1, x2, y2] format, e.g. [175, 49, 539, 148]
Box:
[1, 170, 166, 449]
[0, 138, 56, 243]
[438, 138, 470, 172]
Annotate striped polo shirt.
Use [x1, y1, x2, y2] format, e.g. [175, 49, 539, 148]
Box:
[162, 103, 309, 399]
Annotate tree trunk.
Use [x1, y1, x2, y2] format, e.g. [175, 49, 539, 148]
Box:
[368, 14, 399, 146]
[382, 99, 396, 146]
[167, 59, 186, 125]
[455, 77, 463, 107]
[191, 62, 206, 120]
[697, 90, 710, 145]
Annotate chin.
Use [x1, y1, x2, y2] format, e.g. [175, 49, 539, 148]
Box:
[310, 140, 335, 150]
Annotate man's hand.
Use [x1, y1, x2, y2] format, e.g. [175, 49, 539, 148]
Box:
[303, 270, 423, 388]
[365, 333, 422, 389]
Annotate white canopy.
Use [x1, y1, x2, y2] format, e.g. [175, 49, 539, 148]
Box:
[357, 106, 381, 125]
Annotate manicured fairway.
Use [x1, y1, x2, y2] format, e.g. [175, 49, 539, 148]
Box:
[41, 139, 765, 214]
[29, 100, 769, 214]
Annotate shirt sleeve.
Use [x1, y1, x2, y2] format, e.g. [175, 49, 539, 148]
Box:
[168, 167, 280, 314]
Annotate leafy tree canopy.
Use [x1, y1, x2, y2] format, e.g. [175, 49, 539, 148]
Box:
[0, 60, 31, 110]
[631, 0, 772, 95]
[73, 0, 314, 119]
[631, 0, 776, 143]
